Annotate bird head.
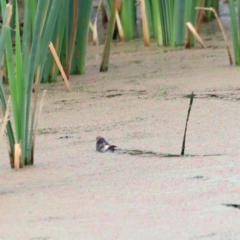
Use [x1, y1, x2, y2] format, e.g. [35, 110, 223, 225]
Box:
[96, 136, 103, 141]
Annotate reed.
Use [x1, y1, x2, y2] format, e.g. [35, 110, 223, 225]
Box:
[228, 0, 240, 65]
[100, 0, 117, 72]
[0, 0, 62, 167]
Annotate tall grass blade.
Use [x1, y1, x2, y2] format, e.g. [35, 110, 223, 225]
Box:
[101, 1, 108, 26]
[205, 0, 219, 19]
[144, 0, 153, 39]
[0, 2, 11, 58]
[21, 0, 50, 166]
[120, 0, 136, 41]
[65, 0, 78, 79]
[100, 0, 117, 72]
[0, 0, 64, 166]
[228, 0, 240, 65]
[3, 3, 20, 142]
[151, 0, 163, 46]
[27, 0, 63, 164]
[159, 0, 172, 46]
[72, 0, 93, 74]
[174, 0, 186, 46]
[52, 2, 68, 79]
[15, 1, 23, 139]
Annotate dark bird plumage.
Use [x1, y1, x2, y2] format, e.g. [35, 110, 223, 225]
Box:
[96, 136, 117, 153]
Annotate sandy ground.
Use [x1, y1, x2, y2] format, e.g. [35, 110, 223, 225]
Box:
[1, 2, 240, 240]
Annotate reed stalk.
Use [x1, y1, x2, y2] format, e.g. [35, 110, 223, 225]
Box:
[0, 0, 63, 167]
[228, 0, 240, 65]
[100, 0, 117, 72]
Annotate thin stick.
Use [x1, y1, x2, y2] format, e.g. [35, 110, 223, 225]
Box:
[0, 97, 11, 147]
[49, 42, 71, 91]
[196, 7, 233, 65]
[181, 92, 194, 156]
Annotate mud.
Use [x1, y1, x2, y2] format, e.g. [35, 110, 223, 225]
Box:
[1, 1, 240, 239]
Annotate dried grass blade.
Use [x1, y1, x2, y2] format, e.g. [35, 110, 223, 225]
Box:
[186, 22, 205, 48]
[196, 7, 233, 65]
[196, 0, 205, 33]
[115, 9, 124, 41]
[93, 0, 102, 45]
[14, 143, 20, 169]
[93, 20, 98, 45]
[49, 42, 71, 91]
[140, 0, 150, 46]
[0, 97, 11, 147]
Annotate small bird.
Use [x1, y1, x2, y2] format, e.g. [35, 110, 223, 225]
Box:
[96, 136, 117, 153]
